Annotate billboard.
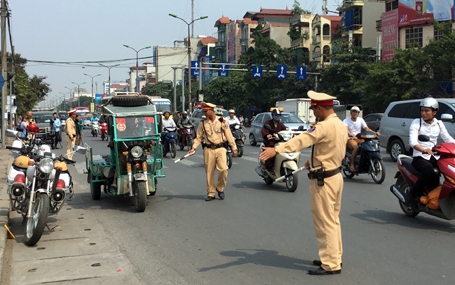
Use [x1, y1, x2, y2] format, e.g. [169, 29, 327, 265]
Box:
[398, 0, 454, 27]
[382, 10, 399, 61]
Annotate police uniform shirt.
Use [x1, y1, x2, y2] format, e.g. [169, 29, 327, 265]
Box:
[275, 113, 345, 171]
[66, 118, 76, 138]
[193, 118, 237, 150]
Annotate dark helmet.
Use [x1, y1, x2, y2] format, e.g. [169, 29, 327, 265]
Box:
[182, 111, 188, 118]
[271, 108, 281, 116]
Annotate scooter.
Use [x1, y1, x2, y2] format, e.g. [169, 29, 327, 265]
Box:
[390, 134, 455, 220]
[179, 123, 194, 151]
[163, 126, 177, 158]
[91, 121, 100, 137]
[100, 122, 108, 141]
[342, 131, 385, 184]
[230, 123, 246, 157]
[255, 124, 300, 192]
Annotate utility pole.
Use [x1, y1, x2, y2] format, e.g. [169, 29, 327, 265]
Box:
[1, 0, 7, 148]
[191, 0, 194, 37]
[322, 0, 328, 15]
[172, 67, 177, 113]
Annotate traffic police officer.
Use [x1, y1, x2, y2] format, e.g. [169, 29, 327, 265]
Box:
[260, 91, 345, 275]
[189, 102, 238, 201]
[66, 109, 77, 160]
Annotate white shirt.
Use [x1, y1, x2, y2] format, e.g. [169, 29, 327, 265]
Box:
[343, 117, 367, 136]
[409, 118, 455, 159]
[162, 118, 176, 131]
[225, 116, 240, 126]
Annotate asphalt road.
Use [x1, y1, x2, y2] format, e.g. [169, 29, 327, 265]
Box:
[5, 129, 455, 284]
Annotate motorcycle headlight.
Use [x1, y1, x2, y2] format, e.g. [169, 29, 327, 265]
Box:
[38, 158, 54, 174]
[280, 133, 292, 142]
[235, 125, 240, 129]
[131, 146, 143, 158]
[282, 152, 297, 160]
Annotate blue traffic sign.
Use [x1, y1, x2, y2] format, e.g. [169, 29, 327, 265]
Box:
[218, 65, 229, 77]
[252, 66, 263, 79]
[191, 61, 200, 76]
[296, 66, 307, 80]
[276, 65, 287, 80]
[0, 74, 4, 89]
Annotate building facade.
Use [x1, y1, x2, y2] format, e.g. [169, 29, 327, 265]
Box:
[311, 15, 342, 67]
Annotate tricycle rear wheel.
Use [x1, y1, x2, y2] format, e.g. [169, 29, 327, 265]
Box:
[89, 175, 101, 200]
[134, 181, 147, 212]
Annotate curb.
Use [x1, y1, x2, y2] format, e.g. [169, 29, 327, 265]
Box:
[0, 137, 15, 282]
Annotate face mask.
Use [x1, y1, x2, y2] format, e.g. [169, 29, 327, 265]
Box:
[273, 115, 281, 121]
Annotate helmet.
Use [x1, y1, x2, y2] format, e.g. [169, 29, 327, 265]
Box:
[271, 109, 281, 116]
[420, 97, 439, 111]
[182, 111, 187, 115]
[13, 155, 30, 169]
[228, 109, 235, 114]
[214, 109, 223, 116]
[27, 123, 40, 133]
[350, 106, 360, 112]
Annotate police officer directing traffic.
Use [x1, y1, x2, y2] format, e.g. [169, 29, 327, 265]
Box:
[66, 109, 77, 160]
[260, 91, 345, 276]
[189, 102, 238, 201]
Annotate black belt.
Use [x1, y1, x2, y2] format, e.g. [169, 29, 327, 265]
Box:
[202, 143, 226, 149]
[308, 168, 341, 180]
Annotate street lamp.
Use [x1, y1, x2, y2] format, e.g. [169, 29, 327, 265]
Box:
[59, 92, 69, 111]
[99, 63, 120, 96]
[123, 45, 151, 92]
[71, 82, 86, 107]
[84, 73, 102, 104]
[169, 13, 208, 113]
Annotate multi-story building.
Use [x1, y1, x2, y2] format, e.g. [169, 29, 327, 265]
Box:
[289, 12, 315, 65]
[227, 20, 242, 63]
[311, 15, 342, 67]
[339, 0, 384, 49]
[249, 8, 293, 49]
[198, 36, 218, 84]
[239, 13, 258, 54]
[214, 16, 230, 62]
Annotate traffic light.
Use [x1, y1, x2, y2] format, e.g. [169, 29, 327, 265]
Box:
[265, 59, 271, 71]
[247, 58, 253, 71]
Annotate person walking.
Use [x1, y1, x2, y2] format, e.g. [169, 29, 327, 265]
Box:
[66, 110, 77, 160]
[260, 91, 346, 276]
[51, 112, 61, 149]
[189, 102, 238, 201]
[75, 116, 84, 145]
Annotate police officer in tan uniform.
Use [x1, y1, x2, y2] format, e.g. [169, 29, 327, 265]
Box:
[189, 102, 238, 201]
[66, 110, 77, 160]
[260, 91, 345, 276]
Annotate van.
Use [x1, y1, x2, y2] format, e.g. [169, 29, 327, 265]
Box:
[379, 98, 455, 161]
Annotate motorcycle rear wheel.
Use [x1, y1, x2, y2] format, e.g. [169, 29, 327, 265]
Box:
[342, 156, 355, 178]
[186, 137, 194, 151]
[398, 181, 419, 217]
[237, 146, 244, 157]
[370, 158, 386, 184]
[170, 143, 177, 158]
[24, 193, 50, 246]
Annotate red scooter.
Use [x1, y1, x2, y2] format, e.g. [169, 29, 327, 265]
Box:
[390, 134, 455, 220]
[179, 123, 194, 151]
[100, 122, 108, 141]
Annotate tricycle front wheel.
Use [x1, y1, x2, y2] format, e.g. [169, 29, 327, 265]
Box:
[89, 175, 102, 200]
[134, 181, 147, 212]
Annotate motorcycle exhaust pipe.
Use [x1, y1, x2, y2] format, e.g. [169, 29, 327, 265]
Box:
[390, 185, 408, 204]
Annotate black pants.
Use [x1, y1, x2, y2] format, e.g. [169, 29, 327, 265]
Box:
[410, 156, 439, 198]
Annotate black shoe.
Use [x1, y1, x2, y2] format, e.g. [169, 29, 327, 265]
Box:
[308, 266, 341, 275]
[55, 147, 59, 149]
[313, 260, 342, 268]
[205, 196, 215, 201]
[216, 189, 225, 200]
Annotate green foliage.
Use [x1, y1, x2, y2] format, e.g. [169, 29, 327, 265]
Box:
[141, 82, 172, 97]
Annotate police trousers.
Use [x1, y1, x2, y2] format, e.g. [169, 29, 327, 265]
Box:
[203, 147, 228, 197]
[66, 136, 75, 160]
[310, 173, 343, 271]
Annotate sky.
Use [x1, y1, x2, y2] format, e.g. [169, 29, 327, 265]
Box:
[9, 0, 340, 108]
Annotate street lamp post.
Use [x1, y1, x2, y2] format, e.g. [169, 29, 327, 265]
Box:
[84, 73, 101, 105]
[99, 63, 120, 96]
[123, 45, 151, 92]
[59, 92, 69, 111]
[169, 13, 208, 113]
[71, 82, 86, 107]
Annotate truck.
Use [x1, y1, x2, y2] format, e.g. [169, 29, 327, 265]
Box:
[334, 104, 363, 120]
[276, 98, 341, 123]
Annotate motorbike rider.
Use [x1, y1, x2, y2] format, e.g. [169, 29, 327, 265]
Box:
[177, 111, 193, 144]
[225, 109, 241, 126]
[173, 111, 181, 126]
[407, 97, 455, 208]
[161, 111, 177, 144]
[91, 113, 99, 124]
[343, 106, 379, 172]
[261, 108, 287, 174]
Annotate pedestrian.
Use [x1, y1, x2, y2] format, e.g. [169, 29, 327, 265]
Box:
[51, 112, 61, 149]
[189, 102, 238, 201]
[260, 91, 345, 275]
[16, 115, 23, 128]
[66, 110, 77, 160]
[75, 116, 84, 145]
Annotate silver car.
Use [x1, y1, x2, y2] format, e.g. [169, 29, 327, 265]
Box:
[248, 112, 309, 146]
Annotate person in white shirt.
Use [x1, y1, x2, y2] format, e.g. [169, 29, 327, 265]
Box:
[161, 111, 177, 143]
[343, 106, 379, 172]
[408, 97, 455, 207]
[225, 109, 241, 126]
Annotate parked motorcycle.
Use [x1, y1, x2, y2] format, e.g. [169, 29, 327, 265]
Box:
[255, 124, 300, 192]
[91, 121, 100, 137]
[179, 123, 194, 151]
[390, 134, 455, 220]
[163, 126, 177, 158]
[342, 131, 385, 184]
[230, 123, 246, 157]
[100, 122, 108, 141]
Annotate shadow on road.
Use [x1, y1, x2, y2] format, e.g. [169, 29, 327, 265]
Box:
[231, 181, 291, 192]
[198, 249, 312, 272]
[351, 209, 455, 233]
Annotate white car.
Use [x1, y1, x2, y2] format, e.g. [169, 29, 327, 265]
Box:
[83, 117, 92, 128]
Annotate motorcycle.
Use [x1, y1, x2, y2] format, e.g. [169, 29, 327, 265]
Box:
[390, 134, 455, 220]
[255, 124, 300, 192]
[230, 123, 246, 157]
[91, 121, 100, 137]
[179, 123, 194, 151]
[342, 131, 385, 184]
[100, 122, 108, 141]
[163, 126, 177, 158]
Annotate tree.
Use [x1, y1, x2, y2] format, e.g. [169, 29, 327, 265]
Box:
[142, 82, 172, 97]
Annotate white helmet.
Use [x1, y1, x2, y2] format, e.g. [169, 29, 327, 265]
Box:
[228, 109, 235, 114]
[420, 97, 438, 111]
[350, 106, 360, 112]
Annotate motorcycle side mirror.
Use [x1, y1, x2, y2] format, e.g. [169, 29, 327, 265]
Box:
[418, 134, 430, 142]
[297, 125, 305, 131]
[263, 124, 272, 130]
[6, 129, 18, 137]
[75, 145, 87, 155]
